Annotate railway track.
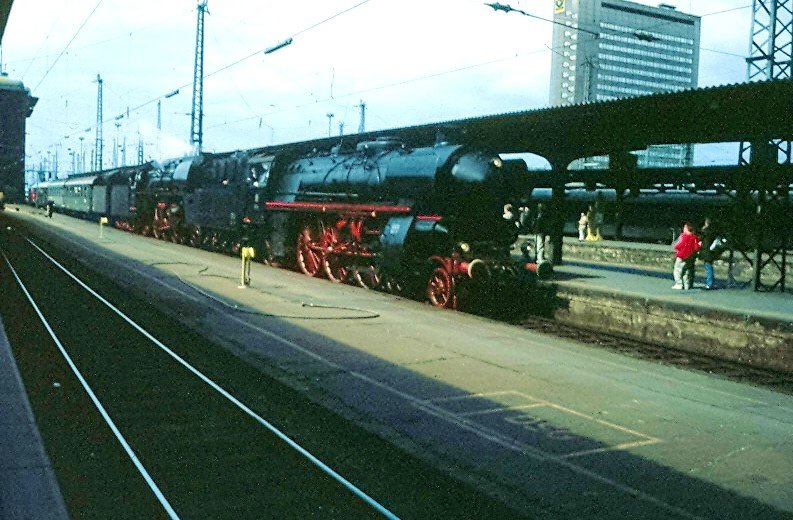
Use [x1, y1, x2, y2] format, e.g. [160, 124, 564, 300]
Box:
[0, 225, 529, 519]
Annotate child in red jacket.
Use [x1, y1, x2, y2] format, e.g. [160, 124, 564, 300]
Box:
[672, 222, 701, 290]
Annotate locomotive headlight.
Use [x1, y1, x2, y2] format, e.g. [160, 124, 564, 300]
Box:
[491, 157, 503, 168]
[458, 241, 471, 253]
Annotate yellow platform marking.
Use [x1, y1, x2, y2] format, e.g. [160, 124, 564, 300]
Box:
[429, 390, 661, 459]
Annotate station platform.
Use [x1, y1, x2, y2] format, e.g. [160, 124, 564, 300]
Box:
[0, 318, 68, 519]
[539, 236, 793, 373]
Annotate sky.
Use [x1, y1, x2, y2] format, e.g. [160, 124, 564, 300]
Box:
[1, 0, 753, 175]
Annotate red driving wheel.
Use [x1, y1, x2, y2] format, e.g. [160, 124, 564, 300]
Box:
[322, 227, 348, 283]
[296, 223, 323, 277]
[427, 266, 454, 308]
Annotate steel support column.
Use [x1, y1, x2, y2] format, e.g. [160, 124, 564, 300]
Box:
[737, 0, 792, 291]
[549, 161, 567, 265]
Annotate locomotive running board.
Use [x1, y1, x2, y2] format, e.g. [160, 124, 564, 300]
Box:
[265, 200, 412, 215]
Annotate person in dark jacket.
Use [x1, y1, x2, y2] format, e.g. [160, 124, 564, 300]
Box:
[533, 203, 549, 263]
[517, 205, 532, 234]
[698, 217, 724, 290]
[516, 204, 533, 261]
[699, 218, 715, 289]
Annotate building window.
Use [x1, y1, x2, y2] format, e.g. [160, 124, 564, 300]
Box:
[598, 52, 693, 74]
[599, 43, 693, 64]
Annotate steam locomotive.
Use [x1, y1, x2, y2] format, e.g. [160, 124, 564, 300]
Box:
[30, 138, 537, 310]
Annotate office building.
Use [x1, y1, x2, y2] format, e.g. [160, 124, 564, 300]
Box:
[549, 0, 701, 167]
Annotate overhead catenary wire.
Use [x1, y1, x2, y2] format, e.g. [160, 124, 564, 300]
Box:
[160, 0, 755, 134]
[33, 0, 752, 157]
[32, 0, 105, 92]
[205, 46, 550, 132]
[43, 0, 377, 148]
[15, 0, 70, 80]
[8, 8, 193, 71]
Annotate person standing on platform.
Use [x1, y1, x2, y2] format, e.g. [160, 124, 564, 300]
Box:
[585, 202, 604, 241]
[672, 222, 700, 290]
[592, 197, 605, 240]
[585, 205, 596, 240]
[533, 203, 549, 263]
[517, 205, 533, 261]
[577, 211, 588, 241]
[698, 217, 717, 290]
[238, 216, 255, 287]
[518, 205, 532, 234]
[699, 217, 727, 290]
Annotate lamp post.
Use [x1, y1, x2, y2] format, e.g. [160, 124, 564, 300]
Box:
[78, 136, 85, 173]
[54, 144, 60, 178]
[113, 122, 121, 168]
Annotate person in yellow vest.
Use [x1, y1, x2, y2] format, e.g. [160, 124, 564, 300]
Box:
[239, 217, 255, 287]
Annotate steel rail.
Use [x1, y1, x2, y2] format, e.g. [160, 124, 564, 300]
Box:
[0, 249, 181, 520]
[22, 237, 401, 520]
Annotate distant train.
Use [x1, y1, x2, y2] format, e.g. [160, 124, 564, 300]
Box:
[530, 187, 729, 244]
[30, 139, 538, 310]
[529, 184, 792, 248]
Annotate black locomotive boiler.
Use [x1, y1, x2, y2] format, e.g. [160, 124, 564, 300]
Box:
[262, 138, 532, 309]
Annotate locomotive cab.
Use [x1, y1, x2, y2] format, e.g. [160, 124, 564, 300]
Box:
[444, 151, 519, 245]
[395, 148, 528, 308]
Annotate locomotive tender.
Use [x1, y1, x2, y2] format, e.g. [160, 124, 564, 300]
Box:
[31, 138, 535, 310]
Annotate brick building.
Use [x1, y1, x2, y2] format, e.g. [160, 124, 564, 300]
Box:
[0, 74, 37, 203]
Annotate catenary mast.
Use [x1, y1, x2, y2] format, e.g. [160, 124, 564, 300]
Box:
[94, 74, 103, 171]
[737, 0, 792, 291]
[740, 0, 792, 165]
[190, 1, 208, 154]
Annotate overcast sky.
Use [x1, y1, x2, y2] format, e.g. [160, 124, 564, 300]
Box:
[2, 0, 752, 172]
